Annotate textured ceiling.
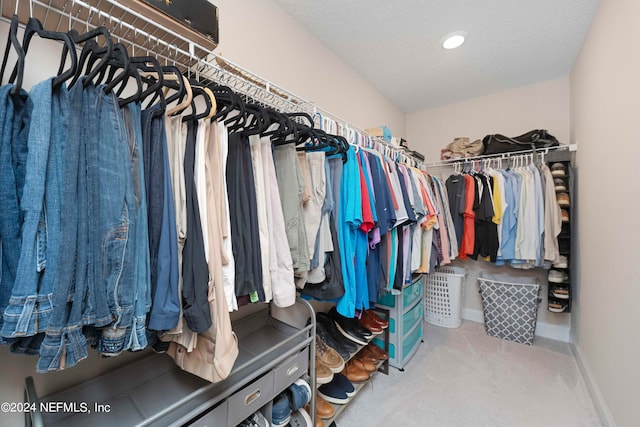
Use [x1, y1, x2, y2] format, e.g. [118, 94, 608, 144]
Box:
[273, 0, 599, 113]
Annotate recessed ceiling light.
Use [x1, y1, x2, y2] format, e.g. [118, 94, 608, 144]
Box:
[442, 32, 467, 49]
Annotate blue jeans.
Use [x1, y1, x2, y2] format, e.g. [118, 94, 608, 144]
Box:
[121, 102, 152, 352]
[93, 88, 136, 356]
[1, 79, 64, 341]
[0, 85, 29, 345]
[37, 81, 88, 370]
[141, 105, 165, 318]
[147, 108, 180, 332]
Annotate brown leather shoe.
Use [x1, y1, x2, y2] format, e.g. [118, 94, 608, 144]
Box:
[316, 336, 345, 373]
[312, 394, 335, 419]
[367, 343, 389, 360]
[358, 314, 383, 335]
[305, 403, 326, 427]
[357, 347, 380, 363]
[315, 360, 334, 385]
[353, 356, 376, 372]
[365, 310, 389, 329]
[342, 360, 369, 382]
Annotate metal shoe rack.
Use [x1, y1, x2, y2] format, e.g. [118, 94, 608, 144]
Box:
[321, 308, 390, 426]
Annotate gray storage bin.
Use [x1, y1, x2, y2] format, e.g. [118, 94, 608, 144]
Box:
[478, 272, 540, 345]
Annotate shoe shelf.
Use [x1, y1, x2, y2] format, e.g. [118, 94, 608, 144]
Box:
[314, 306, 390, 426]
[321, 346, 389, 426]
[546, 155, 575, 314]
[24, 299, 316, 427]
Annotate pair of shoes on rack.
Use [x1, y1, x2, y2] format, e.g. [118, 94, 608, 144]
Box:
[272, 379, 312, 427]
[366, 343, 389, 360]
[358, 310, 388, 335]
[318, 373, 355, 405]
[551, 162, 566, 177]
[554, 178, 566, 192]
[315, 313, 358, 360]
[551, 286, 570, 300]
[553, 255, 568, 269]
[548, 270, 569, 283]
[316, 336, 345, 373]
[328, 307, 372, 346]
[557, 192, 570, 207]
[315, 359, 334, 385]
[289, 407, 314, 427]
[352, 355, 376, 372]
[238, 410, 269, 427]
[363, 310, 389, 329]
[315, 335, 344, 385]
[561, 209, 570, 222]
[305, 393, 335, 424]
[342, 359, 370, 382]
[549, 301, 569, 313]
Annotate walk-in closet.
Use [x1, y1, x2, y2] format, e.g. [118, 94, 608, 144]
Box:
[1, 1, 637, 427]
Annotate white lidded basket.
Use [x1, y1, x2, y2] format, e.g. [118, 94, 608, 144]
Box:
[424, 267, 467, 328]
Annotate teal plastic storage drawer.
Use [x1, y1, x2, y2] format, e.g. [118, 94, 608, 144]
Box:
[377, 290, 397, 308]
[389, 317, 396, 335]
[402, 323, 422, 359]
[402, 301, 422, 334]
[402, 279, 423, 309]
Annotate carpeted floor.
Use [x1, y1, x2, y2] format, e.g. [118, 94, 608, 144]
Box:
[334, 321, 601, 427]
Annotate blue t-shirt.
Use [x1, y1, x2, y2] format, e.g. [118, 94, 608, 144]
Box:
[336, 146, 362, 317]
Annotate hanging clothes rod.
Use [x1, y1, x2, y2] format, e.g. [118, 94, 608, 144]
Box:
[1, 0, 415, 145]
[423, 143, 577, 168]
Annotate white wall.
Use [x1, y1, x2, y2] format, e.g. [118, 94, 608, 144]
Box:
[211, 0, 405, 137]
[570, 0, 640, 425]
[406, 77, 570, 162]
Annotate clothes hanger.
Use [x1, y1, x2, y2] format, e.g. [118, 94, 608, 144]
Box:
[181, 82, 212, 122]
[66, 27, 114, 89]
[166, 75, 193, 116]
[129, 56, 165, 108]
[0, 11, 25, 93]
[209, 84, 237, 121]
[242, 103, 271, 136]
[8, 17, 78, 90]
[144, 65, 183, 109]
[222, 92, 247, 132]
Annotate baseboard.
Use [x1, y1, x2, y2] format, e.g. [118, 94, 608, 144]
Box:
[461, 308, 571, 342]
[570, 333, 617, 427]
[462, 307, 484, 324]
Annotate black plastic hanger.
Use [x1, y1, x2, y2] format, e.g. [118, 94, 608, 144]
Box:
[242, 103, 270, 136]
[66, 27, 113, 88]
[128, 57, 165, 114]
[103, 44, 131, 94]
[8, 17, 77, 89]
[209, 84, 240, 122]
[143, 65, 182, 111]
[0, 14, 25, 94]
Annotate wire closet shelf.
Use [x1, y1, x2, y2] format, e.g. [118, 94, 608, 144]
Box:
[423, 143, 578, 171]
[0, 0, 423, 167]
